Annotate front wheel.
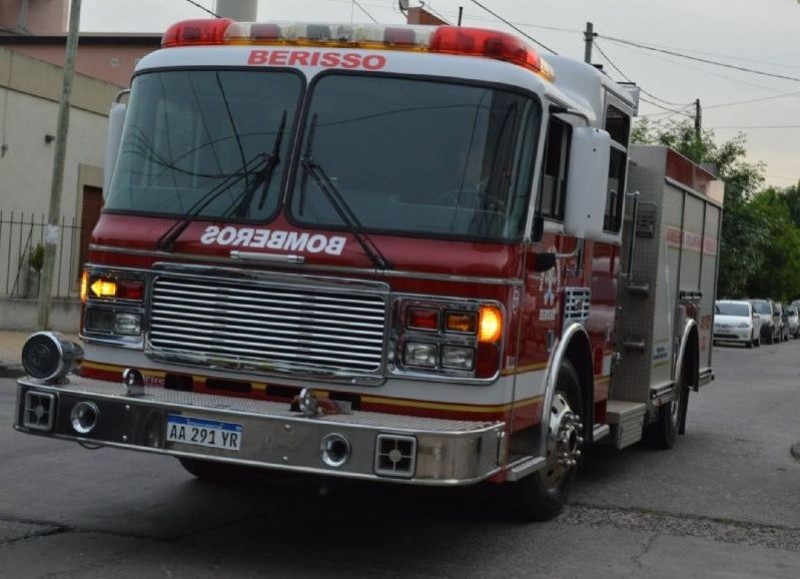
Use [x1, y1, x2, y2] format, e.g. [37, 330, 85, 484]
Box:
[511, 360, 584, 521]
[178, 457, 262, 482]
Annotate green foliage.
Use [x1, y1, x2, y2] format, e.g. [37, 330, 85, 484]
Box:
[28, 243, 44, 272]
[632, 118, 774, 299]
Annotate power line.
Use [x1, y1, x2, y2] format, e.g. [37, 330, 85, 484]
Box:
[184, 0, 219, 18]
[593, 41, 692, 108]
[352, 1, 378, 23]
[710, 125, 800, 130]
[468, 0, 559, 54]
[704, 91, 800, 110]
[599, 34, 800, 84]
[639, 96, 695, 119]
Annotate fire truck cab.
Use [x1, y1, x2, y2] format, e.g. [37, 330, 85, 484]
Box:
[14, 20, 722, 520]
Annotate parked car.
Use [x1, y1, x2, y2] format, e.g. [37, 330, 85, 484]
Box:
[750, 299, 780, 344]
[773, 301, 789, 342]
[715, 300, 761, 348]
[787, 306, 800, 338]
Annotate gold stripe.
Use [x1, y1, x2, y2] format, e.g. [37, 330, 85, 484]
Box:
[360, 395, 542, 413]
[501, 362, 548, 376]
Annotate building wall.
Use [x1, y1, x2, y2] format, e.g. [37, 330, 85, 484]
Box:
[8, 40, 160, 87]
[0, 46, 118, 304]
[0, 0, 68, 35]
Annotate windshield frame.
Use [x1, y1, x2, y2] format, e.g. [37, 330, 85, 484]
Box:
[284, 70, 543, 245]
[103, 66, 307, 225]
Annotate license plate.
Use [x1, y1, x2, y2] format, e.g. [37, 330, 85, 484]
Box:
[166, 415, 242, 452]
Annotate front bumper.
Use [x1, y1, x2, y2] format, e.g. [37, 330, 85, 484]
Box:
[15, 375, 505, 486]
[713, 327, 751, 342]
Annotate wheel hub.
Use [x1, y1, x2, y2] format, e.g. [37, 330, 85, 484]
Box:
[543, 392, 584, 487]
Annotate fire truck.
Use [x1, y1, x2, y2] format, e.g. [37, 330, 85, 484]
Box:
[14, 19, 723, 520]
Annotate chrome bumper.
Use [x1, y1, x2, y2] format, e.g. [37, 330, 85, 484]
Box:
[15, 375, 505, 486]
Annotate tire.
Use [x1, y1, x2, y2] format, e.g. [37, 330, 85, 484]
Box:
[178, 457, 261, 482]
[511, 360, 584, 521]
[755, 335, 761, 347]
[644, 375, 687, 450]
[746, 335, 753, 349]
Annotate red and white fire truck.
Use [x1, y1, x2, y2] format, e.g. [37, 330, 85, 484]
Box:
[15, 19, 723, 520]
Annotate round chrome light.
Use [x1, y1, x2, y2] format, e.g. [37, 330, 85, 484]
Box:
[70, 401, 100, 434]
[321, 433, 351, 468]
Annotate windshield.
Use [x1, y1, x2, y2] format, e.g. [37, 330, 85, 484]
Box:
[290, 75, 540, 242]
[715, 302, 750, 317]
[105, 70, 302, 220]
[751, 300, 771, 315]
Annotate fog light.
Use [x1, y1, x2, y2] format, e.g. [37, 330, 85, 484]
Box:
[70, 401, 99, 434]
[441, 345, 475, 370]
[114, 312, 142, 336]
[404, 342, 438, 368]
[21, 332, 84, 382]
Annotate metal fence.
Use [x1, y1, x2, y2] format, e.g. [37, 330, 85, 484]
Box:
[0, 212, 83, 299]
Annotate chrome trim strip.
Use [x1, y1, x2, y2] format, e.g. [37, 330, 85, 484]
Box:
[674, 318, 699, 388]
[88, 245, 523, 286]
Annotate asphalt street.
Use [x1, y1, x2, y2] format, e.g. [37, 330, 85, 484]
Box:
[0, 341, 799, 578]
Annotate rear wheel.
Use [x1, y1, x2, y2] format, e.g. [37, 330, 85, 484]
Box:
[645, 375, 687, 449]
[511, 360, 584, 521]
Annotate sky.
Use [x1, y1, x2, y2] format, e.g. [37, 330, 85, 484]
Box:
[80, 0, 800, 189]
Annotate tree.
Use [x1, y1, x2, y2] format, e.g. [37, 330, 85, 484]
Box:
[632, 119, 767, 298]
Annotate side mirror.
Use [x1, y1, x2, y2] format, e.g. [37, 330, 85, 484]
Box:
[563, 127, 611, 241]
[103, 99, 128, 199]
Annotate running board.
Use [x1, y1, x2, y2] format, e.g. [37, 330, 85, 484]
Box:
[593, 423, 610, 442]
[505, 456, 547, 481]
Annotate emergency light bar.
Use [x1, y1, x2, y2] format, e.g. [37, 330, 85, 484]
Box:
[161, 19, 555, 81]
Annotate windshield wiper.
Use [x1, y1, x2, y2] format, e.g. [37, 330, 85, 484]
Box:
[300, 156, 393, 271]
[156, 152, 267, 252]
[230, 109, 288, 218]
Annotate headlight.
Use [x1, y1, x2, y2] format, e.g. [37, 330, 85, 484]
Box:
[114, 313, 142, 336]
[404, 342, 438, 368]
[441, 345, 475, 370]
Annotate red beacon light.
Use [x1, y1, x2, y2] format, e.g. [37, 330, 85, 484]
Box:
[160, 20, 554, 81]
[162, 18, 234, 48]
[429, 26, 554, 81]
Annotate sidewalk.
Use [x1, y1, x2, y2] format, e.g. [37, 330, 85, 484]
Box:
[0, 331, 80, 378]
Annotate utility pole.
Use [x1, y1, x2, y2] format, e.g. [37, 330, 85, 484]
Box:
[584, 22, 594, 64]
[694, 98, 702, 141]
[37, 0, 82, 330]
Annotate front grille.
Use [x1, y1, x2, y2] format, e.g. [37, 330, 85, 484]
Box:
[563, 287, 591, 327]
[148, 275, 388, 379]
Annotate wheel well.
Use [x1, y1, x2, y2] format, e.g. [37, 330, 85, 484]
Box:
[564, 334, 594, 441]
[683, 326, 700, 388]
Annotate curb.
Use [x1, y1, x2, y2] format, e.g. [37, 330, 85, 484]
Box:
[0, 363, 24, 379]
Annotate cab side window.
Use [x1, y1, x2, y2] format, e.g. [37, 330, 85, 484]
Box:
[539, 117, 572, 221]
[604, 105, 630, 232]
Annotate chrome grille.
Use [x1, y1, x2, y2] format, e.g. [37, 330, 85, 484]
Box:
[563, 287, 591, 327]
[148, 275, 388, 379]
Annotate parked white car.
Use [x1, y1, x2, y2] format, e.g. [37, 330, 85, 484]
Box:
[787, 306, 800, 338]
[715, 300, 761, 348]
